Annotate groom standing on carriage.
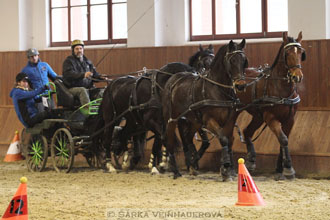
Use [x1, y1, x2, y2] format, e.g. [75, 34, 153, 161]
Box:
[62, 39, 106, 109]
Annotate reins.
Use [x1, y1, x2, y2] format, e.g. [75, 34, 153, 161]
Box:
[89, 68, 175, 140]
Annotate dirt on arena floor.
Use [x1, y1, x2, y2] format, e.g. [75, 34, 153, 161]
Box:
[0, 159, 330, 220]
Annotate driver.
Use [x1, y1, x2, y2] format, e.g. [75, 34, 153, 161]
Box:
[62, 39, 105, 110]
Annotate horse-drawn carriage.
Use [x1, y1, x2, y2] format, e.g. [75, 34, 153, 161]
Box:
[19, 33, 306, 181]
[20, 80, 104, 173]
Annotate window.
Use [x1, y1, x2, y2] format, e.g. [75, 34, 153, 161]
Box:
[190, 0, 288, 41]
[50, 0, 127, 46]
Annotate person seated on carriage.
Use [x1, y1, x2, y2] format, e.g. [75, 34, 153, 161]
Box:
[10, 73, 54, 128]
[62, 39, 106, 111]
[21, 48, 61, 112]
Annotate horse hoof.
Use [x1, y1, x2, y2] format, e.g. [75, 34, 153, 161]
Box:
[245, 161, 256, 171]
[229, 168, 237, 177]
[283, 167, 296, 176]
[151, 167, 160, 175]
[173, 172, 182, 179]
[286, 174, 296, 180]
[222, 176, 233, 182]
[122, 162, 130, 171]
[158, 166, 166, 174]
[274, 173, 286, 181]
[189, 167, 199, 176]
[159, 161, 168, 171]
[106, 162, 117, 173]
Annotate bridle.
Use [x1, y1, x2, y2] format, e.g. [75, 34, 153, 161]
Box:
[224, 50, 247, 90]
[283, 42, 305, 83]
[196, 52, 215, 72]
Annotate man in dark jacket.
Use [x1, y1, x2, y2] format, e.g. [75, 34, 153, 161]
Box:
[62, 39, 104, 107]
[10, 73, 50, 127]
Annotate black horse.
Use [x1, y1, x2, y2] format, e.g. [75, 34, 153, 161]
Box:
[162, 40, 247, 180]
[97, 46, 215, 173]
[147, 45, 215, 172]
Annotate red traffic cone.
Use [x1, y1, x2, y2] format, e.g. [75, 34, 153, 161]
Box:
[1, 177, 28, 220]
[236, 158, 265, 206]
[4, 131, 23, 162]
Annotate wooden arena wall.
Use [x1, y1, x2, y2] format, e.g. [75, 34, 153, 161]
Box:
[0, 39, 329, 174]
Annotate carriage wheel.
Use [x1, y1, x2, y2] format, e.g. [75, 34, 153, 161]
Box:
[51, 128, 74, 173]
[25, 134, 48, 172]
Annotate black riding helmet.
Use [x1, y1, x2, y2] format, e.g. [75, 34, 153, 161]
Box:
[15, 72, 33, 88]
[16, 72, 28, 82]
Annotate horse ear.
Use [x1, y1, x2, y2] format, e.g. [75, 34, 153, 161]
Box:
[296, 31, 303, 43]
[199, 44, 203, 51]
[208, 44, 214, 51]
[244, 57, 249, 68]
[239, 39, 246, 49]
[301, 51, 306, 61]
[229, 40, 234, 50]
[282, 31, 288, 42]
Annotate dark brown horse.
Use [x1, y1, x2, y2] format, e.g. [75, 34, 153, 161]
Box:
[147, 45, 215, 172]
[97, 46, 215, 173]
[236, 32, 305, 179]
[162, 40, 248, 180]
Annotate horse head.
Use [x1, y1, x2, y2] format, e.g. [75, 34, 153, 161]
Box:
[189, 44, 215, 72]
[282, 31, 305, 83]
[221, 39, 248, 92]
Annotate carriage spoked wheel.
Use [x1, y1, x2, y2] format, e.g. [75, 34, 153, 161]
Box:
[25, 134, 48, 172]
[51, 128, 74, 173]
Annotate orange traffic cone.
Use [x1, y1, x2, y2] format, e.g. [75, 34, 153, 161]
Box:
[1, 177, 28, 220]
[4, 131, 23, 162]
[236, 158, 265, 206]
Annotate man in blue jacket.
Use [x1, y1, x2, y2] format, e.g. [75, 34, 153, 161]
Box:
[10, 73, 50, 128]
[21, 48, 58, 111]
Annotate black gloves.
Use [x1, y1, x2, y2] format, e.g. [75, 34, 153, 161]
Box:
[44, 85, 50, 90]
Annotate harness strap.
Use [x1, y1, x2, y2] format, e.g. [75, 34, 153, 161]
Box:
[168, 99, 238, 123]
[199, 74, 234, 89]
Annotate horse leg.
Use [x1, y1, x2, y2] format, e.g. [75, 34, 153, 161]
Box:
[130, 132, 146, 170]
[206, 118, 232, 181]
[278, 117, 296, 180]
[264, 113, 295, 180]
[197, 128, 210, 161]
[143, 115, 165, 174]
[119, 125, 135, 171]
[148, 135, 162, 175]
[178, 118, 200, 174]
[163, 121, 182, 179]
[243, 115, 264, 171]
[103, 126, 117, 173]
[227, 135, 237, 177]
[137, 132, 147, 164]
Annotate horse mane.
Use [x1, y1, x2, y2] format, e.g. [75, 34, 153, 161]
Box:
[271, 36, 296, 69]
[209, 43, 228, 71]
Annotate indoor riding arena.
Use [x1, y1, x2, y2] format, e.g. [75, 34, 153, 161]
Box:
[0, 1, 329, 219]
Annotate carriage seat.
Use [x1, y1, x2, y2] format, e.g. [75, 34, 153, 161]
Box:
[54, 79, 80, 109]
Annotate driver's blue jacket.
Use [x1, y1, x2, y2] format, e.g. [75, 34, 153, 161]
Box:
[21, 60, 57, 97]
